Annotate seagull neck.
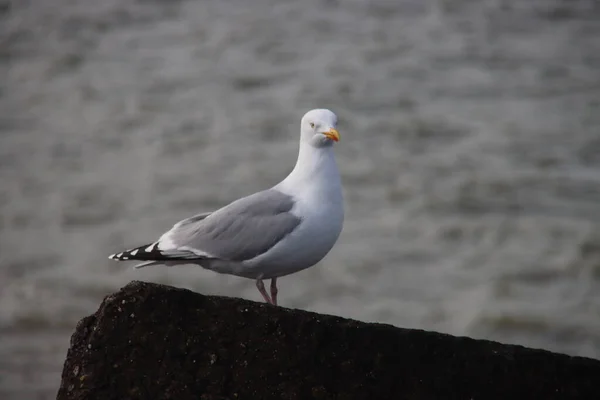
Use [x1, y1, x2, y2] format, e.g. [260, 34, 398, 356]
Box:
[279, 142, 338, 188]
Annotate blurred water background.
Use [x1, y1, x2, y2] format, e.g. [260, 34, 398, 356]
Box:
[2, 0, 600, 398]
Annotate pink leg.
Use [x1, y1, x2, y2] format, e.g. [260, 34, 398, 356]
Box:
[270, 278, 278, 306]
[256, 279, 273, 304]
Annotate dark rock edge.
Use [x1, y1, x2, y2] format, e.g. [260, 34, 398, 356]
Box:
[57, 281, 600, 400]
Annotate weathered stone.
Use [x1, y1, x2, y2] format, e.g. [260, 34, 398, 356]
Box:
[57, 281, 600, 400]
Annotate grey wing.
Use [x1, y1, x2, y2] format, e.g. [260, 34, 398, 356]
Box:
[109, 211, 215, 264]
[160, 189, 302, 262]
[171, 211, 213, 229]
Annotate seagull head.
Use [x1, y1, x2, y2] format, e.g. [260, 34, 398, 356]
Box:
[300, 109, 340, 148]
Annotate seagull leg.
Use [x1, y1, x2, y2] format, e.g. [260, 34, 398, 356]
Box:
[256, 279, 273, 304]
[270, 278, 278, 306]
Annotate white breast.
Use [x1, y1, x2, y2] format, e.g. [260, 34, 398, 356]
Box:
[243, 143, 344, 278]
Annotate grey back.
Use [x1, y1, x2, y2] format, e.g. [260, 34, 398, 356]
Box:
[168, 189, 301, 261]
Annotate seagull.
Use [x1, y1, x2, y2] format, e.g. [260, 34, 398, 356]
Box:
[109, 109, 343, 305]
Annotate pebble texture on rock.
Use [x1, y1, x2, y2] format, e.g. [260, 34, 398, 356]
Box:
[57, 281, 600, 400]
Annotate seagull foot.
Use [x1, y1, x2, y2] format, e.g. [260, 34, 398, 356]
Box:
[256, 279, 273, 304]
[270, 278, 278, 306]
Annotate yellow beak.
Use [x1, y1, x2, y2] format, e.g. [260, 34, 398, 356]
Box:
[323, 128, 340, 142]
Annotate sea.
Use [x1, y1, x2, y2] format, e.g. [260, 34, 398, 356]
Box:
[1, 0, 600, 398]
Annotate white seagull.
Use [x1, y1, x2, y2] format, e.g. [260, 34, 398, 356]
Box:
[109, 109, 344, 305]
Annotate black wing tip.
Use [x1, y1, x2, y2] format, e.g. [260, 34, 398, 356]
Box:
[109, 243, 208, 262]
[109, 243, 156, 261]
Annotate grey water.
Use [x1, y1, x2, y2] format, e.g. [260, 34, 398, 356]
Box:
[2, 0, 600, 398]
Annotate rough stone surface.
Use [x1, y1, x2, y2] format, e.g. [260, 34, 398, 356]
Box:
[57, 281, 600, 400]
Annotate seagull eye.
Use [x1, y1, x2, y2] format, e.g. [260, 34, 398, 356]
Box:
[310, 122, 315, 128]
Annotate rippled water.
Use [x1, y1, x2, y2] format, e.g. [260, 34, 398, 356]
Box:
[2, 0, 600, 398]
